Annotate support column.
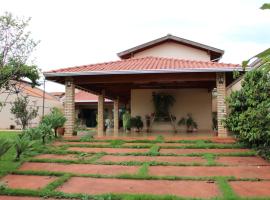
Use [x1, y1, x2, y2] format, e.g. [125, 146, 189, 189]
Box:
[64, 77, 75, 136]
[113, 97, 119, 136]
[97, 90, 104, 137]
[216, 72, 228, 137]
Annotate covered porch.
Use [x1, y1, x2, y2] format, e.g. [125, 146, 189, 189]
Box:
[44, 57, 241, 137]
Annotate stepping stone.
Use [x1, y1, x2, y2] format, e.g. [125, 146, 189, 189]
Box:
[57, 177, 220, 198]
[0, 197, 40, 200]
[122, 143, 154, 147]
[19, 162, 139, 175]
[53, 141, 108, 146]
[34, 154, 79, 160]
[160, 148, 249, 154]
[157, 143, 189, 147]
[211, 138, 236, 144]
[149, 166, 270, 179]
[98, 155, 206, 164]
[230, 181, 270, 197]
[0, 174, 57, 190]
[216, 156, 270, 166]
[68, 147, 149, 153]
[0, 196, 68, 200]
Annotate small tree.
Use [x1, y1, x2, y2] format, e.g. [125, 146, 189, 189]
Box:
[0, 12, 40, 108]
[41, 107, 66, 138]
[10, 96, 38, 129]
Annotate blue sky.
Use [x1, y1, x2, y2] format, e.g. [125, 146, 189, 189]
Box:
[1, 0, 269, 91]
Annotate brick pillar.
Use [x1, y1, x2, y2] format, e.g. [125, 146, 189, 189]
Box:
[113, 98, 119, 136]
[64, 77, 75, 136]
[97, 91, 104, 137]
[216, 72, 228, 137]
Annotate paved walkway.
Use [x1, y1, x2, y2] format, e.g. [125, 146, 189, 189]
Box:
[1, 135, 270, 199]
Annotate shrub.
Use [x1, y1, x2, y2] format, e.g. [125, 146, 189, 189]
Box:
[38, 123, 54, 144]
[41, 107, 66, 138]
[178, 114, 198, 132]
[13, 134, 35, 160]
[22, 127, 41, 140]
[225, 69, 270, 147]
[0, 138, 12, 158]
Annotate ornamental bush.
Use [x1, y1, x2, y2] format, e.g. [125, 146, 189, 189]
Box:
[225, 69, 270, 147]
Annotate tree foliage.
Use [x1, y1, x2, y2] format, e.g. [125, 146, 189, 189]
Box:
[0, 12, 40, 100]
[261, 3, 270, 10]
[225, 69, 270, 147]
[10, 96, 38, 129]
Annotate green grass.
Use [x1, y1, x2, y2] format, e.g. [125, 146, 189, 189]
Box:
[0, 132, 268, 200]
[0, 131, 22, 177]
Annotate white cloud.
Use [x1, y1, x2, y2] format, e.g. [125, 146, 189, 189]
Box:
[0, 0, 269, 92]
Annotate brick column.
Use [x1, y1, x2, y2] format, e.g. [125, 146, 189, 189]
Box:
[97, 91, 104, 137]
[113, 98, 119, 136]
[216, 72, 228, 137]
[64, 77, 75, 136]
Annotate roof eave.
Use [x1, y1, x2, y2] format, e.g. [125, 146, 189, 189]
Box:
[44, 67, 247, 78]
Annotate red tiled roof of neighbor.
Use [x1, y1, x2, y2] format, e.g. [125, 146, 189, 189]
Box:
[75, 90, 111, 103]
[16, 81, 58, 101]
[45, 56, 241, 75]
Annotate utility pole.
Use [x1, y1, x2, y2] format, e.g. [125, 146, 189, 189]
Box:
[42, 78, 46, 118]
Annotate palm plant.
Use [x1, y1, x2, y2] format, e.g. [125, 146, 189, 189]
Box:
[41, 107, 66, 138]
[178, 114, 198, 132]
[0, 138, 12, 158]
[14, 135, 35, 160]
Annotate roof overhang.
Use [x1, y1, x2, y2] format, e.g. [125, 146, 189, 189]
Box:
[44, 67, 248, 78]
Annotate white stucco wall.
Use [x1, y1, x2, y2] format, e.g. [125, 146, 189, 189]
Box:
[133, 42, 210, 61]
[0, 92, 63, 129]
[131, 89, 212, 132]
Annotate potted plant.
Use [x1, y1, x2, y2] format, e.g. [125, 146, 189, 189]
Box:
[152, 92, 175, 121]
[178, 114, 198, 132]
[122, 110, 131, 132]
[130, 116, 144, 132]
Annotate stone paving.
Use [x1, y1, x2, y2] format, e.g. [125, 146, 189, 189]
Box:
[1, 135, 270, 199]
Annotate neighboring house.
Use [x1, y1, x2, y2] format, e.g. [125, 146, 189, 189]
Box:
[0, 81, 63, 129]
[44, 34, 250, 137]
[50, 90, 113, 128]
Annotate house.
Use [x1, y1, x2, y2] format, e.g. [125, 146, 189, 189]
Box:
[0, 81, 63, 129]
[44, 34, 249, 137]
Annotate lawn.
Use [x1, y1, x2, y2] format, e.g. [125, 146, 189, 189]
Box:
[0, 132, 269, 200]
[0, 131, 22, 177]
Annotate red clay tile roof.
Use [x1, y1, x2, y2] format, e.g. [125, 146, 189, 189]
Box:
[16, 81, 58, 101]
[75, 90, 111, 103]
[45, 56, 241, 76]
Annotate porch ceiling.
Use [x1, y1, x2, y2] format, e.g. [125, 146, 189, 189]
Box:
[46, 72, 234, 103]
